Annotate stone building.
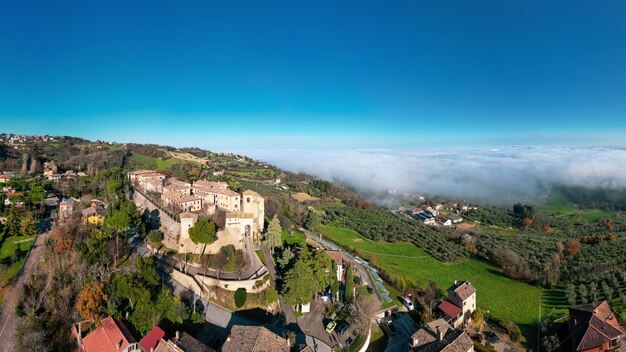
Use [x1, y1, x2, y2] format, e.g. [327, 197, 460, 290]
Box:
[161, 191, 203, 213]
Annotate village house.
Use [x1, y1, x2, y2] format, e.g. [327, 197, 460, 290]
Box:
[161, 191, 203, 213]
[82, 203, 107, 226]
[59, 198, 77, 220]
[436, 215, 452, 226]
[128, 169, 156, 183]
[0, 174, 11, 183]
[409, 318, 474, 352]
[438, 281, 476, 329]
[4, 190, 24, 207]
[449, 214, 463, 224]
[221, 325, 290, 352]
[136, 172, 166, 193]
[568, 300, 625, 352]
[422, 204, 439, 216]
[151, 331, 215, 352]
[74, 316, 141, 352]
[163, 179, 192, 195]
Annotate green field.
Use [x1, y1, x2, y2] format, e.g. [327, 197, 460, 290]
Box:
[538, 190, 618, 223]
[281, 230, 307, 247]
[0, 235, 36, 284]
[317, 225, 565, 333]
[127, 152, 187, 170]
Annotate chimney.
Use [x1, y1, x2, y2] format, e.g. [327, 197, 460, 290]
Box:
[436, 326, 443, 341]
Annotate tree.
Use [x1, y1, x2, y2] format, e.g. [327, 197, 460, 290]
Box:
[188, 219, 216, 257]
[4, 206, 21, 238]
[565, 239, 581, 256]
[105, 211, 130, 265]
[147, 230, 163, 244]
[348, 294, 375, 335]
[303, 208, 318, 230]
[566, 283, 577, 305]
[234, 288, 247, 308]
[266, 215, 282, 254]
[579, 284, 589, 304]
[282, 260, 317, 306]
[20, 213, 37, 237]
[276, 249, 294, 269]
[345, 264, 355, 303]
[589, 282, 599, 303]
[471, 308, 485, 327]
[77, 282, 108, 323]
[506, 321, 521, 342]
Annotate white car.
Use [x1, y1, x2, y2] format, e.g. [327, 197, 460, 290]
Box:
[401, 295, 414, 311]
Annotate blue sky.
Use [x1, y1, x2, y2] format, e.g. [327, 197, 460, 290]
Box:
[1, 1, 625, 149]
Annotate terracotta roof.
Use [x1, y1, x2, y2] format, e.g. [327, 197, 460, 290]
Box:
[216, 189, 240, 197]
[153, 339, 184, 352]
[448, 281, 476, 301]
[174, 332, 215, 352]
[139, 326, 165, 352]
[569, 300, 625, 351]
[138, 173, 165, 178]
[192, 180, 228, 192]
[163, 191, 202, 204]
[410, 318, 473, 352]
[80, 316, 137, 352]
[439, 300, 462, 318]
[180, 212, 199, 219]
[221, 325, 289, 352]
[326, 250, 344, 265]
[242, 190, 260, 196]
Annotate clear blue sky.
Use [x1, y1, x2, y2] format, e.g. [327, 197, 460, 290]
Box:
[1, 1, 625, 149]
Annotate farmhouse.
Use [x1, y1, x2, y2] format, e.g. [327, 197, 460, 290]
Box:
[436, 215, 452, 226]
[59, 198, 76, 220]
[409, 318, 473, 352]
[568, 300, 625, 352]
[82, 204, 106, 226]
[438, 281, 476, 328]
[449, 214, 463, 224]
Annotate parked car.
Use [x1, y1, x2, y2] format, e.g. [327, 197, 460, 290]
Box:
[325, 321, 337, 334]
[400, 294, 414, 311]
[337, 322, 351, 336]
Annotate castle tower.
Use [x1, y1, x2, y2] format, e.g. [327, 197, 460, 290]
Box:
[179, 212, 198, 242]
[242, 190, 265, 233]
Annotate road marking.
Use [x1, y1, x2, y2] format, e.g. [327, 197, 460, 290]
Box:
[0, 315, 10, 337]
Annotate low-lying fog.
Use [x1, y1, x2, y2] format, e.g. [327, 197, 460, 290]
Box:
[242, 146, 626, 205]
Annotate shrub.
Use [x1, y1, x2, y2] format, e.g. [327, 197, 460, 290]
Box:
[506, 321, 522, 342]
[234, 288, 247, 308]
[147, 230, 163, 243]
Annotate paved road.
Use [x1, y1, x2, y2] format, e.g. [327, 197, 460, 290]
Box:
[0, 230, 52, 351]
[300, 228, 384, 308]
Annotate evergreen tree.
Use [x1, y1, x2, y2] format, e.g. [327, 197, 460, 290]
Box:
[266, 215, 282, 254]
[345, 264, 355, 303]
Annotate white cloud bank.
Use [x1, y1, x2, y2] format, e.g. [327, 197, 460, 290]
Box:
[241, 146, 626, 204]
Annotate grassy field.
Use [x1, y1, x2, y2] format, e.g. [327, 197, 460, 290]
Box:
[127, 152, 187, 170]
[317, 225, 565, 335]
[281, 230, 307, 247]
[0, 235, 36, 285]
[538, 190, 618, 223]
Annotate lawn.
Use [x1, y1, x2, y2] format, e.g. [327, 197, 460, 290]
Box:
[0, 235, 36, 285]
[317, 225, 564, 332]
[281, 230, 307, 247]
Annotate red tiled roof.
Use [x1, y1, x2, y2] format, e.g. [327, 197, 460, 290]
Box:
[80, 317, 137, 352]
[139, 326, 165, 352]
[439, 300, 462, 318]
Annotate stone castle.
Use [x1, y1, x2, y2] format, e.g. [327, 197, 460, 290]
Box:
[129, 170, 265, 254]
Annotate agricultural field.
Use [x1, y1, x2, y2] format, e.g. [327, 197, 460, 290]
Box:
[127, 152, 187, 170]
[316, 225, 565, 340]
[539, 190, 619, 223]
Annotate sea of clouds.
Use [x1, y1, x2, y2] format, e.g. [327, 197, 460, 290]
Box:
[241, 146, 626, 205]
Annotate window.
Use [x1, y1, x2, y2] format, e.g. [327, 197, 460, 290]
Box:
[247, 197, 250, 203]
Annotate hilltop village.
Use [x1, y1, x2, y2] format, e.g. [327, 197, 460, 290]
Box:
[128, 170, 264, 254]
[0, 135, 626, 352]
